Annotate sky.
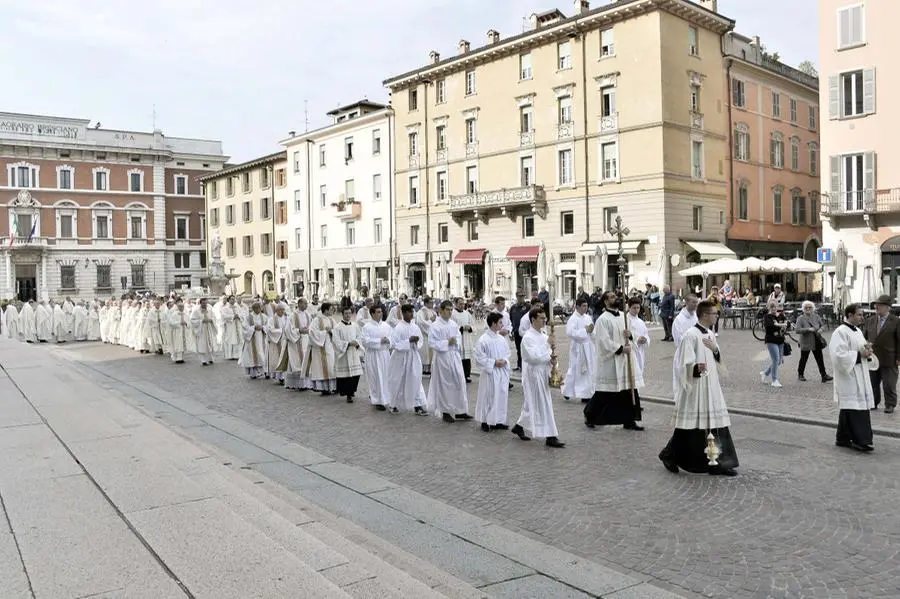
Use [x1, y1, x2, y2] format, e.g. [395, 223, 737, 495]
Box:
[2, 0, 818, 163]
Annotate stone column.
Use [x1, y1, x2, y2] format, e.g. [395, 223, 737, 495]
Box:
[4, 252, 11, 299]
[40, 252, 49, 302]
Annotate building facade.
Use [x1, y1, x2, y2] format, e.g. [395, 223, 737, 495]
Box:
[819, 0, 898, 302]
[201, 152, 291, 298]
[724, 32, 821, 262]
[282, 101, 395, 300]
[0, 112, 225, 302]
[384, 0, 734, 301]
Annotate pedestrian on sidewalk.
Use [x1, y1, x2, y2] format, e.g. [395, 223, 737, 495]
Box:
[474, 312, 511, 432]
[863, 294, 900, 414]
[760, 300, 787, 388]
[511, 308, 565, 447]
[832, 303, 876, 452]
[659, 286, 676, 341]
[509, 293, 529, 371]
[795, 300, 833, 383]
[659, 300, 739, 476]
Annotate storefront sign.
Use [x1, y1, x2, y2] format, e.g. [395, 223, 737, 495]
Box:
[0, 120, 80, 139]
[882, 236, 900, 253]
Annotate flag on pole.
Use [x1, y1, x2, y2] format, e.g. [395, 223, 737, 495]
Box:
[26, 217, 36, 243]
[8, 214, 18, 248]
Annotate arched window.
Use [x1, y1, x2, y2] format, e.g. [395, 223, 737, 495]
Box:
[737, 180, 750, 221]
[770, 132, 784, 168]
[733, 123, 750, 161]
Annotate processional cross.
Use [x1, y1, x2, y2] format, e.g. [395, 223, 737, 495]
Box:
[608, 215, 630, 291]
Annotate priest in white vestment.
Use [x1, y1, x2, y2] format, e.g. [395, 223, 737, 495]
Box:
[426, 300, 471, 423]
[361, 305, 392, 410]
[333, 307, 363, 402]
[167, 300, 189, 363]
[305, 302, 337, 395]
[831, 303, 876, 452]
[53, 302, 69, 343]
[626, 297, 651, 375]
[265, 304, 290, 383]
[4, 302, 20, 340]
[219, 296, 243, 360]
[20, 301, 37, 343]
[62, 298, 75, 342]
[414, 297, 436, 375]
[511, 308, 565, 447]
[72, 303, 88, 341]
[562, 298, 595, 403]
[474, 312, 511, 432]
[36, 302, 53, 343]
[450, 297, 476, 382]
[659, 300, 738, 475]
[99, 302, 110, 343]
[284, 298, 313, 390]
[146, 300, 165, 354]
[387, 305, 427, 414]
[239, 303, 267, 378]
[87, 302, 101, 341]
[584, 292, 644, 431]
[190, 298, 218, 365]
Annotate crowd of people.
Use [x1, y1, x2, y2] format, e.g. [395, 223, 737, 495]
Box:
[1, 283, 886, 469]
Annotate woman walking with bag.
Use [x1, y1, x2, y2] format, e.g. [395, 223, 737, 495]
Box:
[760, 300, 788, 388]
[795, 300, 834, 383]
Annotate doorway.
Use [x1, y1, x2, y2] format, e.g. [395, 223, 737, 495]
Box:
[462, 264, 484, 299]
[516, 261, 537, 297]
[15, 263, 37, 302]
[408, 264, 425, 297]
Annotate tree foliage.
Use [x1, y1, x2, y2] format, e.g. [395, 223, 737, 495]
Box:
[798, 60, 818, 77]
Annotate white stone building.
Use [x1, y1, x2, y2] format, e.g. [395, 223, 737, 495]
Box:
[282, 101, 395, 300]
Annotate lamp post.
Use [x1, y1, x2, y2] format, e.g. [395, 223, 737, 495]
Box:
[268, 165, 277, 296]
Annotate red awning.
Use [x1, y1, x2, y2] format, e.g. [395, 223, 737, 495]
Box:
[453, 248, 486, 264]
[506, 245, 541, 261]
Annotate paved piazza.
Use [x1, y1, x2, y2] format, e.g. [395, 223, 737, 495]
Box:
[47, 324, 900, 599]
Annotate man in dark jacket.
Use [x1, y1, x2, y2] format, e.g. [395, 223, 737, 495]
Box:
[508, 292, 529, 371]
[659, 285, 676, 341]
[864, 294, 900, 413]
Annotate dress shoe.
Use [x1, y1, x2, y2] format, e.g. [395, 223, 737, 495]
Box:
[585, 420, 595, 429]
[511, 424, 531, 440]
[661, 458, 679, 474]
[886, 406, 895, 414]
[710, 467, 738, 476]
[849, 440, 874, 452]
[375, 404, 387, 411]
[835, 440, 851, 448]
[798, 374, 807, 382]
[481, 423, 491, 432]
[545, 437, 565, 448]
[455, 413, 473, 420]
[492, 423, 509, 430]
[822, 374, 834, 382]
[442, 412, 455, 423]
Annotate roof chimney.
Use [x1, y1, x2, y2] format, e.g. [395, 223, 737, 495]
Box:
[458, 39, 470, 55]
[487, 29, 500, 44]
[574, 0, 590, 14]
[697, 0, 717, 12]
[751, 35, 761, 47]
[429, 50, 441, 64]
[288, 130, 296, 137]
[529, 13, 539, 30]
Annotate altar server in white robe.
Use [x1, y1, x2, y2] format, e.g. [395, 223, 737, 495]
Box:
[672, 294, 699, 346]
[53, 302, 69, 343]
[4, 302, 20, 340]
[659, 300, 738, 475]
[219, 296, 243, 360]
[474, 312, 511, 432]
[239, 303, 267, 378]
[306, 302, 337, 395]
[333, 307, 363, 402]
[265, 304, 290, 383]
[387, 304, 428, 413]
[626, 297, 651, 375]
[415, 297, 437, 375]
[145, 300, 164, 354]
[99, 302, 110, 342]
[584, 291, 644, 431]
[87, 302, 101, 341]
[108, 301, 121, 344]
[72, 302, 88, 341]
[387, 294, 409, 328]
[426, 300, 472, 423]
[20, 301, 36, 343]
[451, 297, 476, 382]
[160, 300, 173, 354]
[562, 297, 595, 403]
[284, 298, 313, 390]
[831, 303, 877, 452]
[190, 297, 218, 365]
[62, 298, 75, 341]
[362, 305, 392, 410]
[167, 299, 189, 363]
[511, 308, 565, 447]
[356, 298, 373, 326]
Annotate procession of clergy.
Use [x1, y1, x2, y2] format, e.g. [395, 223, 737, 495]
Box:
[1, 289, 881, 473]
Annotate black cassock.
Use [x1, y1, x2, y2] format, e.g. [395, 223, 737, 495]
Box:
[583, 389, 642, 426]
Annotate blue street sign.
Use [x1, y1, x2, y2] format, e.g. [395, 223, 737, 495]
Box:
[817, 247, 833, 264]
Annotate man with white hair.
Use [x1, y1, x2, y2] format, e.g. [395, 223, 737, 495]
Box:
[767, 283, 786, 306]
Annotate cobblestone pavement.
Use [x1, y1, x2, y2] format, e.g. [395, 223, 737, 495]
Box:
[47, 338, 900, 599]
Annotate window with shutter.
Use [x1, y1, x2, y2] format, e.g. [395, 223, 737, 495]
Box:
[829, 155, 841, 211]
[864, 151, 875, 209]
[837, 4, 865, 49]
[863, 68, 876, 114]
[828, 76, 839, 120]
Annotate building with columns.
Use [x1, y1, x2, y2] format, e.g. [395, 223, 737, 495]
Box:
[384, 0, 734, 301]
[819, 0, 898, 303]
[282, 101, 395, 300]
[0, 112, 225, 301]
[200, 152, 292, 298]
[723, 32, 821, 265]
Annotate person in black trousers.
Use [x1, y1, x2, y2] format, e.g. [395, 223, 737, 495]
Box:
[508, 292, 529, 371]
[795, 300, 833, 383]
[659, 285, 676, 341]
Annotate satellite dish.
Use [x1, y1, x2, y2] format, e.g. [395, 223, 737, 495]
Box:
[670, 254, 681, 267]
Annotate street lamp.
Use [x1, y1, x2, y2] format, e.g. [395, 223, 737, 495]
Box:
[268, 165, 276, 296]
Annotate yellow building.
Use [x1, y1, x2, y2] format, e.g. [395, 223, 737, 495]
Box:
[200, 152, 291, 297]
[384, 0, 734, 300]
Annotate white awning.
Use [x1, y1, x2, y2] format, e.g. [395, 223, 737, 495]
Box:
[683, 241, 737, 261]
[579, 240, 645, 255]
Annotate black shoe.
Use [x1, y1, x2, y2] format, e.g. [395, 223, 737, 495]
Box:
[375, 404, 387, 411]
[414, 406, 428, 416]
[508, 383, 514, 390]
[563, 396, 570, 401]
[481, 423, 491, 432]
[849, 440, 874, 452]
[455, 413, 473, 420]
[442, 413, 455, 423]
[545, 437, 565, 448]
[710, 468, 738, 476]
[511, 424, 531, 440]
[585, 420, 595, 429]
[492, 423, 509, 430]
[822, 374, 834, 382]
[465, 379, 472, 383]
[798, 375, 807, 382]
[346, 397, 354, 403]
[835, 440, 851, 448]
[661, 458, 679, 473]
[390, 407, 399, 414]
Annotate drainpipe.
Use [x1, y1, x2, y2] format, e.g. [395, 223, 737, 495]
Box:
[422, 81, 433, 285]
[387, 110, 396, 295]
[579, 28, 590, 248]
[306, 140, 313, 295]
[724, 50, 735, 242]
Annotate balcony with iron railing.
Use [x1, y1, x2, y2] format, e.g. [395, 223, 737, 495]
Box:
[822, 189, 900, 216]
[447, 185, 547, 224]
[0, 236, 50, 249]
[331, 195, 362, 220]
